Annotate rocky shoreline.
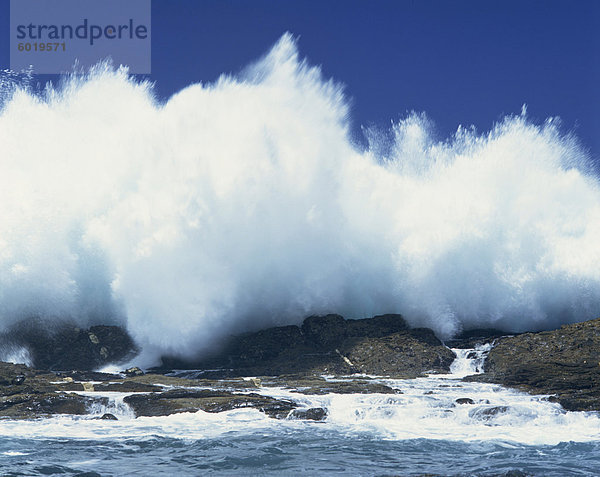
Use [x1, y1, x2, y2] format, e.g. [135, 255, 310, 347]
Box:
[0, 314, 599, 419]
[466, 318, 600, 411]
[162, 313, 456, 378]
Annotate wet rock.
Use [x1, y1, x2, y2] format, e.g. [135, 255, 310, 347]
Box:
[99, 413, 118, 420]
[0, 361, 404, 420]
[455, 398, 475, 405]
[258, 400, 298, 419]
[11, 375, 25, 385]
[0, 319, 138, 370]
[300, 313, 409, 349]
[466, 317, 600, 411]
[0, 362, 33, 386]
[301, 314, 347, 347]
[124, 366, 144, 377]
[0, 391, 105, 418]
[227, 325, 306, 363]
[57, 370, 122, 382]
[170, 313, 453, 378]
[346, 314, 409, 338]
[445, 328, 509, 349]
[281, 377, 399, 395]
[469, 406, 510, 420]
[123, 388, 297, 418]
[338, 329, 456, 377]
[92, 382, 162, 393]
[289, 407, 327, 421]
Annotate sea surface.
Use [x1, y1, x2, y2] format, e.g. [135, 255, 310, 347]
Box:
[1, 348, 599, 476]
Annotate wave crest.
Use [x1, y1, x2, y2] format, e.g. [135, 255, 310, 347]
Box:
[1, 34, 599, 364]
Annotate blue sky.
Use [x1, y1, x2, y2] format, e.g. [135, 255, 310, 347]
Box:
[1, 0, 599, 159]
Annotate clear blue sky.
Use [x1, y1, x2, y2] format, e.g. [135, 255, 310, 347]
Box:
[1, 0, 599, 160]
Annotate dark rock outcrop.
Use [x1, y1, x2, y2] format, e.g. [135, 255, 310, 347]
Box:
[289, 407, 327, 421]
[266, 376, 399, 395]
[1, 320, 138, 370]
[124, 366, 144, 377]
[2, 314, 600, 419]
[455, 398, 475, 405]
[99, 413, 118, 420]
[123, 389, 297, 418]
[0, 361, 342, 420]
[0, 361, 108, 418]
[445, 328, 509, 349]
[337, 327, 455, 376]
[301, 314, 347, 348]
[466, 318, 600, 411]
[165, 314, 455, 378]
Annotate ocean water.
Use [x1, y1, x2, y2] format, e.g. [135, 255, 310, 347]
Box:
[1, 348, 599, 476]
[1, 33, 600, 475]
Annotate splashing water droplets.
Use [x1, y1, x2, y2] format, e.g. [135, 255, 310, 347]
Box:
[0, 34, 599, 365]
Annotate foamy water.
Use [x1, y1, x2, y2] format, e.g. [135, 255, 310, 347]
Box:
[1, 34, 599, 365]
[1, 348, 599, 475]
[0, 348, 598, 447]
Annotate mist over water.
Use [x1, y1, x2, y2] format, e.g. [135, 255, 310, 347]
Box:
[1, 34, 599, 365]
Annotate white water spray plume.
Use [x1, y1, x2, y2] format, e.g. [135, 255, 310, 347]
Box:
[1, 34, 599, 365]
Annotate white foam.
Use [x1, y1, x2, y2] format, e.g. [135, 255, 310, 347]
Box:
[0, 359, 599, 445]
[83, 391, 136, 420]
[0, 34, 599, 365]
[0, 344, 32, 366]
[449, 344, 492, 377]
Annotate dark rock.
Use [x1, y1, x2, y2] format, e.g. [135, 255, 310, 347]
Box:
[0, 319, 138, 370]
[124, 367, 144, 377]
[301, 314, 347, 347]
[0, 361, 407, 420]
[123, 388, 297, 418]
[289, 407, 327, 421]
[11, 375, 25, 385]
[286, 378, 398, 395]
[469, 406, 510, 420]
[170, 313, 452, 378]
[91, 382, 162, 393]
[258, 400, 298, 419]
[58, 370, 122, 382]
[300, 313, 409, 348]
[0, 391, 105, 418]
[99, 413, 118, 420]
[346, 314, 409, 337]
[227, 325, 305, 363]
[445, 328, 509, 349]
[0, 362, 35, 386]
[466, 317, 600, 411]
[338, 330, 456, 377]
[455, 398, 475, 405]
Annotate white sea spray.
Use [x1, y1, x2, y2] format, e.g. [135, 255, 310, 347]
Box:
[0, 34, 599, 364]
